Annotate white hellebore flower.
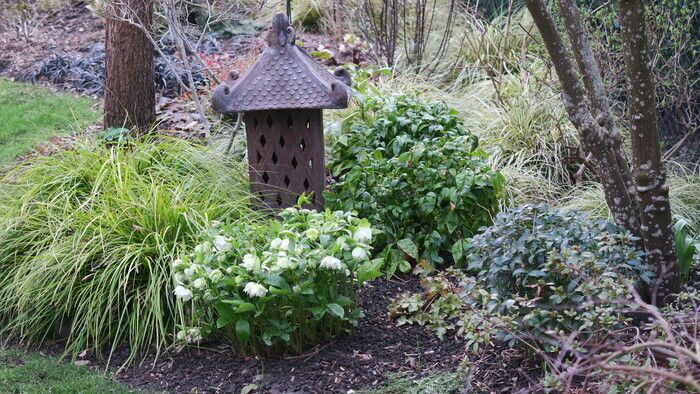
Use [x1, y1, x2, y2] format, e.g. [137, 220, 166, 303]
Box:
[173, 285, 193, 301]
[241, 254, 260, 271]
[183, 267, 196, 281]
[305, 228, 320, 241]
[320, 256, 343, 270]
[209, 269, 224, 284]
[271, 238, 291, 251]
[172, 259, 186, 269]
[244, 282, 268, 298]
[275, 256, 292, 270]
[213, 235, 232, 252]
[352, 247, 368, 261]
[354, 226, 372, 243]
[280, 238, 290, 250]
[192, 278, 207, 290]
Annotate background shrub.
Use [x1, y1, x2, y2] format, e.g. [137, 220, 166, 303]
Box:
[0, 138, 259, 362]
[327, 94, 503, 274]
[174, 206, 382, 354]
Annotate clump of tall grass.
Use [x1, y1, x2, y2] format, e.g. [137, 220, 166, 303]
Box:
[0, 138, 260, 363]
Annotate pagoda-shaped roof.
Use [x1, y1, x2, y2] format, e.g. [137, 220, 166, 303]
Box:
[211, 13, 350, 113]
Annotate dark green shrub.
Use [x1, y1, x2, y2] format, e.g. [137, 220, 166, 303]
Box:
[327, 94, 503, 274]
[391, 205, 654, 349]
[459, 204, 652, 334]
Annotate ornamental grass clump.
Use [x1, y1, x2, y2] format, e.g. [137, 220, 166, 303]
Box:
[173, 205, 382, 354]
[327, 93, 503, 274]
[0, 138, 259, 362]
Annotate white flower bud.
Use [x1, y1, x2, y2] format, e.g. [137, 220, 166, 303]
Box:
[173, 285, 193, 301]
[352, 247, 368, 261]
[193, 278, 207, 290]
[305, 228, 320, 240]
[209, 269, 224, 283]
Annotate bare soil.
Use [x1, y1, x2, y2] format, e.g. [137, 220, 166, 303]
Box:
[94, 278, 473, 393]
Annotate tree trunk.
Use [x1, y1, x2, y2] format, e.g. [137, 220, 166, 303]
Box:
[524, 0, 640, 233]
[619, 0, 680, 304]
[523, 0, 680, 304]
[104, 0, 156, 130]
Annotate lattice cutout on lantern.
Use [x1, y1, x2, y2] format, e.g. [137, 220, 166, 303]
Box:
[245, 109, 325, 210]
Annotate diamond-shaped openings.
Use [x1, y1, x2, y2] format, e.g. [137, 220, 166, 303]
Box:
[272, 152, 278, 164]
[308, 158, 313, 169]
[284, 175, 291, 187]
[259, 134, 266, 147]
[279, 135, 285, 147]
[287, 115, 294, 128]
[291, 156, 298, 169]
[305, 118, 311, 131]
[266, 115, 274, 128]
[275, 193, 283, 206]
[303, 178, 310, 190]
[256, 150, 262, 163]
[299, 138, 306, 152]
[262, 172, 270, 184]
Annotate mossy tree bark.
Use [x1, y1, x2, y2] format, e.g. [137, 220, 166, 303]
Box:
[104, 0, 156, 130]
[619, 0, 680, 304]
[523, 0, 679, 304]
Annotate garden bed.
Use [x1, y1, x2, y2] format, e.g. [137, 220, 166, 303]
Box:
[91, 278, 469, 393]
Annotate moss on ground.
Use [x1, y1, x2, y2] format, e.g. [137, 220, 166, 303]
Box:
[0, 78, 99, 165]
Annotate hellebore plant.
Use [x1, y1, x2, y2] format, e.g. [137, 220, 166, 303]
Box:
[172, 205, 382, 354]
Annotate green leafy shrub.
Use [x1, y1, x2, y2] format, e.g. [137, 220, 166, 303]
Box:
[459, 204, 652, 334]
[327, 94, 503, 274]
[0, 138, 259, 362]
[173, 205, 382, 354]
[392, 205, 654, 348]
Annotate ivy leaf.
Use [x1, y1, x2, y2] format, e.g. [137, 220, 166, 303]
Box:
[397, 238, 419, 259]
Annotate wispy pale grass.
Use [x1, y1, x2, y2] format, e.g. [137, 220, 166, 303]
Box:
[560, 162, 700, 236]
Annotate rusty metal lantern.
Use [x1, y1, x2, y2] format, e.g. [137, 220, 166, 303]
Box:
[212, 13, 351, 210]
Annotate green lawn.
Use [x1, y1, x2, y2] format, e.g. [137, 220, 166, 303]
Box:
[0, 347, 136, 393]
[0, 78, 99, 165]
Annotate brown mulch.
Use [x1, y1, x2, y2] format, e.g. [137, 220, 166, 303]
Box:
[0, 2, 104, 80]
[92, 278, 468, 393]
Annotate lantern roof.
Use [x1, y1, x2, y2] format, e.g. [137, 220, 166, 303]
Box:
[212, 13, 350, 113]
